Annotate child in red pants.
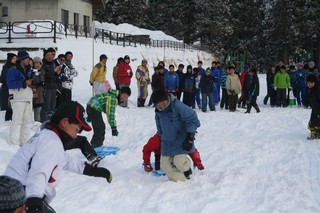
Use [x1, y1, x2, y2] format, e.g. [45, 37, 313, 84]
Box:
[142, 133, 204, 172]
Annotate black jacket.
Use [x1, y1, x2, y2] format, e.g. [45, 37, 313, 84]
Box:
[305, 83, 320, 127]
[248, 75, 260, 97]
[200, 75, 214, 93]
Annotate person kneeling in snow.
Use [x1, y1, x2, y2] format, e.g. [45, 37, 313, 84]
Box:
[3, 101, 112, 213]
[152, 90, 201, 181]
[142, 133, 204, 172]
[86, 86, 131, 148]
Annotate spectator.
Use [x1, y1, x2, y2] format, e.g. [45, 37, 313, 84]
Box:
[164, 64, 179, 96]
[0, 176, 26, 213]
[0, 53, 16, 121]
[32, 56, 45, 122]
[274, 65, 291, 107]
[6, 51, 33, 146]
[40, 48, 60, 122]
[113, 57, 123, 90]
[118, 55, 133, 107]
[226, 66, 241, 112]
[176, 64, 185, 100]
[90, 54, 108, 95]
[136, 59, 150, 107]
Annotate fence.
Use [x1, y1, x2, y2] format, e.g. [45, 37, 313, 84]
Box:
[0, 20, 194, 51]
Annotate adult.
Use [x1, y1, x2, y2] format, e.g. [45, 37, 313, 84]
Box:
[90, 54, 108, 95]
[6, 51, 33, 146]
[4, 101, 112, 213]
[0, 53, 16, 121]
[40, 47, 60, 122]
[152, 90, 200, 181]
[117, 55, 133, 107]
[32, 56, 45, 122]
[135, 59, 150, 107]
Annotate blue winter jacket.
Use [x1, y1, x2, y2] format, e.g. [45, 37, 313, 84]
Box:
[164, 72, 179, 91]
[198, 67, 205, 77]
[6, 64, 28, 89]
[220, 71, 228, 89]
[155, 94, 200, 156]
[295, 69, 306, 88]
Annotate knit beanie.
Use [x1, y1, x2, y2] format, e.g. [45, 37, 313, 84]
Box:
[0, 176, 26, 211]
[16, 51, 29, 61]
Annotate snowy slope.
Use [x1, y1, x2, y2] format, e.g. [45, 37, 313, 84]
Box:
[1, 28, 320, 213]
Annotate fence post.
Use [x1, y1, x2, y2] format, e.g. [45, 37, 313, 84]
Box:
[8, 22, 12, 43]
[53, 21, 56, 43]
[109, 31, 112, 44]
[123, 33, 125, 47]
[75, 25, 78, 39]
[116, 33, 119, 45]
[102, 29, 104, 43]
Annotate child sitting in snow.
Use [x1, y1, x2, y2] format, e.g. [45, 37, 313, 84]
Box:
[142, 133, 204, 172]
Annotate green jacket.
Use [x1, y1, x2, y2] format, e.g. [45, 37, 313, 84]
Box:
[87, 89, 119, 128]
[274, 71, 291, 89]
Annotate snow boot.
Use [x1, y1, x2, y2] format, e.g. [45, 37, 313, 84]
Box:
[189, 149, 204, 170]
[263, 95, 269, 105]
[141, 99, 146, 107]
[254, 105, 260, 113]
[137, 98, 142, 107]
[184, 168, 193, 179]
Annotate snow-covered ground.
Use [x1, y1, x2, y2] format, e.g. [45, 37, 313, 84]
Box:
[1, 27, 320, 213]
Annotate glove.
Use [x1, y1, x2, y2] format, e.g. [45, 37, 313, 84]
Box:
[143, 163, 153, 172]
[83, 163, 112, 183]
[26, 197, 43, 212]
[182, 132, 195, 151]
[89, 81, 93, 86]
[111, 127, 118, 136]
[164, 87, 169, 93]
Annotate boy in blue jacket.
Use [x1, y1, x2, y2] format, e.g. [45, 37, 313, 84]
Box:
[152, 90, 200, 181]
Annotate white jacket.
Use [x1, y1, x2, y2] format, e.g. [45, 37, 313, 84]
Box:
[4, 129, 85, 203]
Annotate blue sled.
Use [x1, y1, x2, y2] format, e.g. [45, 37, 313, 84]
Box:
[94, 146, 120, 157]
[153, 170, 166, 176]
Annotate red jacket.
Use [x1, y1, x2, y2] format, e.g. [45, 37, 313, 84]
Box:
[142, 133, 161, 164]
[118, 62, 133, 85]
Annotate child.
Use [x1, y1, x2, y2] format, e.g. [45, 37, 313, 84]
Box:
[142, 133, 204, 172]
[182, 65, 195, 107]
[274, 65, 291, 107]
[245, 68, 260, 113]
[86, 86, 131, 148]
[4, 101, 112, 212]
[200, 68, 215, 112]
[304, 75, 320, 140]
[226, 66, 242, 112]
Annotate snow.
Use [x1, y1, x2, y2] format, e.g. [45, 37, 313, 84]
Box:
[0, 24, 320, 213]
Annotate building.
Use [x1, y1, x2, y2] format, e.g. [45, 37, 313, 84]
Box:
[0, 0, 105, 28]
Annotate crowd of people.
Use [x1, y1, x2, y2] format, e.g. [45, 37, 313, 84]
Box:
[1, 48, 320, 212]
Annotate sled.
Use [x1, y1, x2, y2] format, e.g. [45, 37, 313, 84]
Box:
[152, 170, 166, 177]
[94, 146, 120, 157]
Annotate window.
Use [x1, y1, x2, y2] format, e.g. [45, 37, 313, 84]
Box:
[61, 9, 69, 25]
[83, 15, 90, 32]
[74, 13, 79, 26]
[2, 6, 8, 17]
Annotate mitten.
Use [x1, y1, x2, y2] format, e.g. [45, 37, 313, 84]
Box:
[83, 163, 112, 183]
[143, 163, 153, 172]
[111, 127, 118, 136]
[182, 132, 195, 151]
[26, 197, 43, 212]
[89, 81, 93, 86]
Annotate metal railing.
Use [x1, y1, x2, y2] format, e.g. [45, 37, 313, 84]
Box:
[0, 20, 194, 51]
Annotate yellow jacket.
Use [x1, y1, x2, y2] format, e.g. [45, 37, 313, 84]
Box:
[90, 62, 106, 84]
[136, 65, 150, 87]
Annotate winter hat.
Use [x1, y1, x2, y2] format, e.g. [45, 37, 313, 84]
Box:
[99, 54, 108, 61]
[16, 51, 29, 61]
[206, 67, 211, 73]
[50, 101, 92, 131]
[7, 53, 17, 61]
[141, 59, 147, 64]
[297, 63, 303, 67]
[47, 47, 56, 53]
[244, 64, 250, 71]
[33, 56, 42, 64]
[0, 176, 26, 211]
[308, 61, 315, 67]
[306, 75, 318, 83]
